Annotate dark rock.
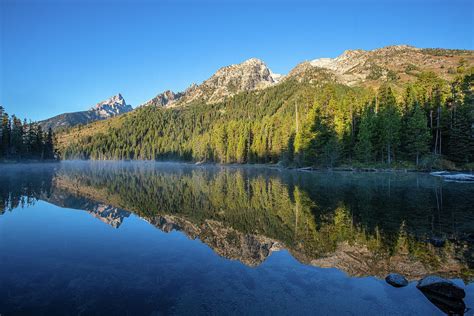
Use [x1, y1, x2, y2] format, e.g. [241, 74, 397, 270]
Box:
[385, 273, 408, 287]
[417, 276, 465, 299]
[461, 233, 474, 243]
[428, 236, 446, 247]
[419, 290, 467, 315]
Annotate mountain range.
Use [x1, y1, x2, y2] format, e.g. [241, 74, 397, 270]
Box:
[41, 45, 474, 131]
[39, 93, 132, 130]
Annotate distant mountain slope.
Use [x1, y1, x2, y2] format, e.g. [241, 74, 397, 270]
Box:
[141, 58, 281, 108]
[286, 45, 474, 85]
[39, 94, 132, 131]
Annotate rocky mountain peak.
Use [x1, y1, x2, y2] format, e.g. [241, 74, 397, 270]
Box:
[179, 57, 277, 104]
[291, 44, 470, 86]
[92, 93, 133, 117]
[143, 58, 281, 108]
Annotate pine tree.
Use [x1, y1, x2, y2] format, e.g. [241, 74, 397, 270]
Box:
[377, 86, 401, 166]
[448, 104, 472, 163]
[34, 124, 44, 159]
[296, 102, 339, 167]
[44, 127, 54, 159]
[406, 105, 431, 166]
[2, 112, 11, 157]
[0, 106, 4, 157]
[355, 105, 375, 163]
[10, 116, 24, 157]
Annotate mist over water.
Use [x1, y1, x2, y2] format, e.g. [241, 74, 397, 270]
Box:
[1, 161, 473, 315]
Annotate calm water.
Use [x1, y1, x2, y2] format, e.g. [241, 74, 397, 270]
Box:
[1, 162, 473, 315]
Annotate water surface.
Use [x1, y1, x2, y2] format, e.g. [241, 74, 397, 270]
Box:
[1, 162, 473, 315]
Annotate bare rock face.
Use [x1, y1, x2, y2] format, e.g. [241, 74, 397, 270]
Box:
[141, 90, 184, 107]
[87, 204, 130, 228]
[141, 58, 281, 108]
[150, 215, 280, 266]
[91, 93, 133, 118]
[183, 58, 276, 104]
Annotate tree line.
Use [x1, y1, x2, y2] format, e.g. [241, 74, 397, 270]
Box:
[61, 69, 473, 169]
[0, 106, 56, 161]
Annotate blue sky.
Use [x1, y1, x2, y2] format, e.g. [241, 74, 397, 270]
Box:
[1, 0, 473, 121]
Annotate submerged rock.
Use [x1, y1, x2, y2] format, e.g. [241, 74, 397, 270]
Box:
[417, 276, 465, 299]
[385, 273, 408, 287]
[419, 290, 467, 315]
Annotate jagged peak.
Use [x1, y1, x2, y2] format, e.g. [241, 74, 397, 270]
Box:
[92, 93, 127, 110]
[90, 93, 132, 117]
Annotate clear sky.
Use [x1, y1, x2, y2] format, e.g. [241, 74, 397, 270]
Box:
[1, 0, 473, 121]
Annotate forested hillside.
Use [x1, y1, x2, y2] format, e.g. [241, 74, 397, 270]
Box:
[1, 106, 56, 161]
[59, 66, 473, 169]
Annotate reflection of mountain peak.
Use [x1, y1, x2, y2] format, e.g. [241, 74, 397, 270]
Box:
[87, 204, 130, 228]
[40, 181, 131, 228]
[151, 215, 281, 266]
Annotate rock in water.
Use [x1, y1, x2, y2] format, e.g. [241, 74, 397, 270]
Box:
[385, 273, 408, 287]
[419, 290, 466, 315]
[417, 276, 465, 299]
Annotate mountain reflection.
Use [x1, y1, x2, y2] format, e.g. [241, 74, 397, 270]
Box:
[1, 162, 473, 280]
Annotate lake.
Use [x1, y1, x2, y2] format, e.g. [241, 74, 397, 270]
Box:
[1, 162, 473, 315]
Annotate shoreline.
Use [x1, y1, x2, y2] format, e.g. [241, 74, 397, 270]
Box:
[2, 159, 473, 175]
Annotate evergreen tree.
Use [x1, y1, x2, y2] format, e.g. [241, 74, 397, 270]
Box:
[355, 105, 375, 163]
[377, 85, 401, 166]
[0, 106, 4, 157]
[406, 105, 431, 166]
[10, 116, 24, 157]
[0, 108, 56, 161]
[2, 112, 11, 157]
[44, 127, 55, 159]
[448, 103, 472, 163]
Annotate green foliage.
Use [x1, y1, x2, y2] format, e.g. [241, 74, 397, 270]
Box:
[405, 105, 431, 166]
[376, 85, 401, 165]
[0, 106, 56, 161]
[366, 64, 384, 80]
[355, 105, 375, 163]
[405, 64, 419, 73]
[387, 70, 399, 81]
[60, 71, 474, 168]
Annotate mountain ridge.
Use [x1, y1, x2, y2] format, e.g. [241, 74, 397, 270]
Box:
[141, 57, 281, 108]
[39, 93, 132, 131]
[43, 44, 473, 131]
